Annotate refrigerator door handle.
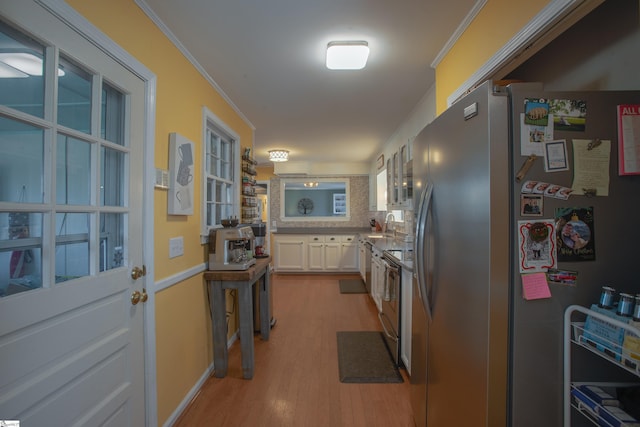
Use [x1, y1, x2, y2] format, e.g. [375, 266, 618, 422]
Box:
[414, 182, 434, 321]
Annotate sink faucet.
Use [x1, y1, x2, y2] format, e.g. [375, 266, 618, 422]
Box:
[385, 212, 396, 236]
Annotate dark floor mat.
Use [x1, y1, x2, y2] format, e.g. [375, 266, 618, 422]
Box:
[336, 331, 403, 383]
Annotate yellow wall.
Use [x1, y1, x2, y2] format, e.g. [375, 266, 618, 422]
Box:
[435, 0, 550, 112]
[66, 0, 253, 425]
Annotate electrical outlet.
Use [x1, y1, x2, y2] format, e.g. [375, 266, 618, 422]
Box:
[169, 236, 184, 258]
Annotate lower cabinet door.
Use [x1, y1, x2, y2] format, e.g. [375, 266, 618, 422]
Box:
[274, 238, 306, 271]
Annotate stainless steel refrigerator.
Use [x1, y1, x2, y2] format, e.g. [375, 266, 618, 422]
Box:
[410, 81, 640, 426]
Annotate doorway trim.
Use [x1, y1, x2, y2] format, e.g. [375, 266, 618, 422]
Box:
[445, 0, 605, 106]
[37, 1, 158, 425]
[257, 179, 271, 254]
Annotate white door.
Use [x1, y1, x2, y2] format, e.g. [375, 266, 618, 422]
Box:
[0, 2, 147, 425]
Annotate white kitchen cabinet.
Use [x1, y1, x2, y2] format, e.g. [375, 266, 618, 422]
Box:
[275, 234, 358, 272]
[399, 143, 413, 209]
[387, 143, 413, 211]
[308, 235, 357, 271]
[307, 235, 325, 270]
[273, 235, 307, 271]
[324, 236, 341, 270]
[386, 156, 396, 210]
[339, 235, 358, 271]
[401, 267, 413, 374]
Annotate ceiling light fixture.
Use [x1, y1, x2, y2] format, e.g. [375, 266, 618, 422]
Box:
[268, 149, 289, 162]
[326, 41, 369, 70]
[0, 52, 65, 78]
[303, 182, 319, 188]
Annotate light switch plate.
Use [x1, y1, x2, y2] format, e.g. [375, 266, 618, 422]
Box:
[169, 236, 184, 258]
[155, 168, 169, 189]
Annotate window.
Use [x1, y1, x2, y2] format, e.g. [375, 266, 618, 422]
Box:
[201, 108, 240, 238]
[0, 20, 129, 297]
[280, 179, 350, 221]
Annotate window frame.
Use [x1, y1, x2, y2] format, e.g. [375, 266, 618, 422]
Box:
[200, 107, 240, 242]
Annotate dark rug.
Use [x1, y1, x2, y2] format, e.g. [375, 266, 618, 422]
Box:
[339, 279, 367, 294]
[336, 331, 403, 383]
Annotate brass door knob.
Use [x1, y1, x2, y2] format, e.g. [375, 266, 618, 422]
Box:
[131, 290, 142, 305]
[131, 265, 147, 280]
[141, 288, 148, 303]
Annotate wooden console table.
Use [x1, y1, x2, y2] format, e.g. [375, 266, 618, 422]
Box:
[204, 256, 271, 379]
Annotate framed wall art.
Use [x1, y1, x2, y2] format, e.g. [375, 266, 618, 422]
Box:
[168, 132, 194, 215]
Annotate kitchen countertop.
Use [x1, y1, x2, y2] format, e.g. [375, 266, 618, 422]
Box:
[204, 256, 272, 280]
[273, 227, 371, 234]
[363, 235, 414, 271]
[271, 228, 414, 270]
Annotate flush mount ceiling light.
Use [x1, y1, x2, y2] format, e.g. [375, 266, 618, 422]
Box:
[303, 182, 319, 188]
[0, 52, 65, 78]
[326, 41, 369, 70]
[268, 149, 289, 162]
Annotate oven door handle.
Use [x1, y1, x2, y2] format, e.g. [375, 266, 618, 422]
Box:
[383, 261, 399, 302]
[378, 311, 398, 342]
[385, 262, 400, 276]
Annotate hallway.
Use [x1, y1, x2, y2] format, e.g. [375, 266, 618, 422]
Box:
[174, 273, 414, 426]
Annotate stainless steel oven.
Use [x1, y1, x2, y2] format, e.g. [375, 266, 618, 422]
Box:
[379, 252, 401, 366]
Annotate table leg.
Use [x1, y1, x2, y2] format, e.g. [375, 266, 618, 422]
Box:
[260, 269, 271, 341]
[237, 283, 254, 379]
[210, 281, 228, 378]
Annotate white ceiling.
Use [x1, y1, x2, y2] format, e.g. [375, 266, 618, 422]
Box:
[139, 0, 478, 165]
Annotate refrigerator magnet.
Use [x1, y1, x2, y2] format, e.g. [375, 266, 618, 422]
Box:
[543, 139, 569, 172]
[524, 98, 550, 126]
[520, 113, 554, 157]
[555, 207, 595, 262]
[521, 194, 543, 216]
[520, 180, 538, 193]
[518, 220, 556, 273]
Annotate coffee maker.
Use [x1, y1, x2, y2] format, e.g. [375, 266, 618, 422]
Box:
[209, 226, 256, 270]
[251, 222, 267, 257]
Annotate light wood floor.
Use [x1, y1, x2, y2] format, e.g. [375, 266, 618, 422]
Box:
[174, 273, 415, 427]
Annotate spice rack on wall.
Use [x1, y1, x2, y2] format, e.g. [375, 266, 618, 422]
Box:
[241, 152, 259, 223]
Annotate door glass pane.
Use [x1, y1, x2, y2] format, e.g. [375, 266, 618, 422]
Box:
[0, 21, 46, 118]
[0, 211, 42, 296]
[101, 146, 125, 206]
[101, 81, 125, 146]
[55, 212, 89, 282]
[57, 55, 92, 133]
[0, 116, 44, 203]
[100, 213, 125, 272]
[56, 134, 91, 205]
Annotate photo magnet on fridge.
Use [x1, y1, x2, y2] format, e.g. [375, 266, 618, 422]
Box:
[518, 220, 556, 273]
[524, 98, 550, 126]
[520, 194, 543, 216]
[555, 207, 595, 262]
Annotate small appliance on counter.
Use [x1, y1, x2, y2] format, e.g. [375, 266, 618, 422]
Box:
[209, 225, 256, 270]
[251, 222, 268, 257]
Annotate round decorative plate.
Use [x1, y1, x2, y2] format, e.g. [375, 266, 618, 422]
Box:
[297, 198, 314, 215]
